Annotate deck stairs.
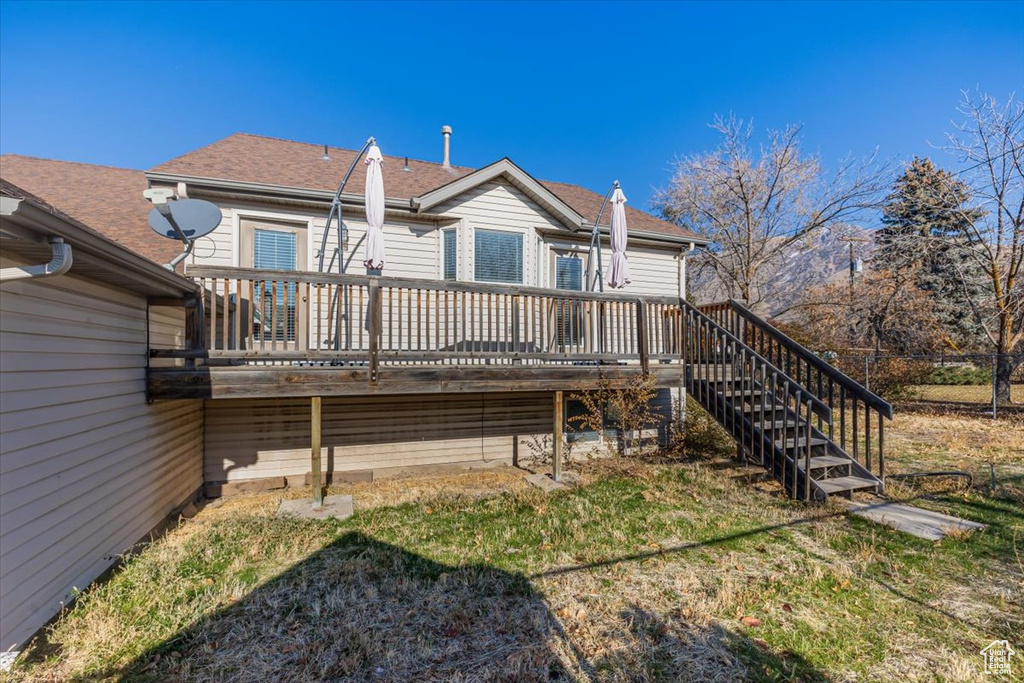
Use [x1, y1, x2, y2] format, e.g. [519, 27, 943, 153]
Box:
[682, 300, 893, 501]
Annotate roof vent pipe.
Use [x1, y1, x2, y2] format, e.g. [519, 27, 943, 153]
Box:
[0, 236, 73, 282]
[441, 125, 452, 168]
[403, 157, 411, 172]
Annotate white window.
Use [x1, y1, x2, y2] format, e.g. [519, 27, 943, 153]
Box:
[474, 229, 523, 284]
[554, 253, 583, 291]
[442, 228, 457, 280]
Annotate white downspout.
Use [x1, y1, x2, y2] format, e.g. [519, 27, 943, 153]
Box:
[0, 237, 73, 282]
[678, 241, 696, 299]
[676, 240, 698, 427]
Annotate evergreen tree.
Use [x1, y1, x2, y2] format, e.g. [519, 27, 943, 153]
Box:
[874, 157, 986, 349]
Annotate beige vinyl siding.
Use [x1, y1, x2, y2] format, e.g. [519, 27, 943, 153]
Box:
[184, 188, 686, 297]
[333, 218, 438, 278]
[569, 239, 681, 298]
[149, 305, 188, 367]
[187, 201, 439, 279]
[204, 393, 553, 482]
[608, 243, 682, 297]
[435, 180, 564, 286]
[0, 268, 203, 654]
[204, 389, 679, 484]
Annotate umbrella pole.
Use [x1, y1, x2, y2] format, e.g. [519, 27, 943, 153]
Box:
[316, 136, 377, 352]
[587, 180, 619, 293]
[318, 136, 377, 274]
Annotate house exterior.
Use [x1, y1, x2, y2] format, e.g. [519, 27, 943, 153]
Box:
[140, 133, 698, 298]
[0, 130, 893, 661]
[0, 132, 703, 657]
[4, 133, 704, 491]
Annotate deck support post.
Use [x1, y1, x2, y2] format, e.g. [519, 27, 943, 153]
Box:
[311, 396, 323, 507]
[553, 390, 564, 483]
[368, 280, 381, 385]
[636, 298, 649, 375]
[183, 294, 204, 369]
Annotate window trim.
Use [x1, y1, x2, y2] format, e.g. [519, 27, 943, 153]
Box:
[237, 215, 309, 348]
[231, 209, 313, 269]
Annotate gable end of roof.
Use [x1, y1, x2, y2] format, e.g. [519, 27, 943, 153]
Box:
[411, 157, 584, 230]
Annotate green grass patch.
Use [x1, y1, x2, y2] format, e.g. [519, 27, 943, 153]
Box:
[10, 446, 1022, 682]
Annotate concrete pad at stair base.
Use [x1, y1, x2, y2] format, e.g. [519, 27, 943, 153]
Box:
[278, 494, 353, 520]
[845, 501, 985, 541]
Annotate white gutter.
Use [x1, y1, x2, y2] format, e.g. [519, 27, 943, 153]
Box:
[0, 195, 74, 282]
[0, 191, 197, 297]
[0, 236, 73, 282]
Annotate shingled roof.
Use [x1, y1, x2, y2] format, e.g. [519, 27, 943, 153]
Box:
[0, 155, 182, 264]
[152, 133, 698, 240]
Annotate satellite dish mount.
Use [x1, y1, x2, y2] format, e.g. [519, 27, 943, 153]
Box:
[144, 188, 221, 270]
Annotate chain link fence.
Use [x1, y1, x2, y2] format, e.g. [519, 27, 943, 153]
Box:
[836, 353, 1024, 417]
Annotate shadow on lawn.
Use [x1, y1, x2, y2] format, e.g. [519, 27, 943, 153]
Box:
[86, 531, 833, 683]
[589, 605, 833, 682]
[98, 531, 569, 682]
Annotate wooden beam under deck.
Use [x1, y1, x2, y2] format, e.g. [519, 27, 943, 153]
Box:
[147, 364, 687, 400]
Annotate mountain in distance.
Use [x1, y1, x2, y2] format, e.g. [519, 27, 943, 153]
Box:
[688, 224, 876, 318]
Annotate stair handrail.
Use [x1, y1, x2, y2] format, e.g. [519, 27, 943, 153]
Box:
[682, 300, 833, 423]
[706, 300, 893, 419]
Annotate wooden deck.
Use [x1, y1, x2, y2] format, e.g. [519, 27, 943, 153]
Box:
[148, 363, 689, 400]
[148, 266, 688, 400]
[146, 270, 894, 501]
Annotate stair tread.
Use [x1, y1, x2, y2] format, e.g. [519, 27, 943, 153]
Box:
[724, 389, 765, 397]
[754, 420, 803, 429]
[816, 475, 880, 494]
[778, 436, 828, 449]
[805, 455, 852, 469]
[742, 404, 787, 412]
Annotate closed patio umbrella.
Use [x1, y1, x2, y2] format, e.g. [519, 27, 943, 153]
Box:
[363, 145, 385, 270]
[607, 187, 631, 288]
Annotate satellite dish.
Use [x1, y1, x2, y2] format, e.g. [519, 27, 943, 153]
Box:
[148, 198, 221, 240]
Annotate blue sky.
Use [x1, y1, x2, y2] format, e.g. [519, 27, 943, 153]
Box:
[1, 1, 1022, 212]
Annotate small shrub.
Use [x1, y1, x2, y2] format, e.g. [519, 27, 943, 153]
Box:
[569, 375, 661, 456]
[676, 396, 734, 458]
[523, 432, 581, 470]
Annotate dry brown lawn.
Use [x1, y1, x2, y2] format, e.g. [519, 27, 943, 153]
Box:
[6, 412, 1022, 683]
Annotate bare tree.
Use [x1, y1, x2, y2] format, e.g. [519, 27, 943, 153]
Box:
[655, 115, 885, 312]
[792, 268, 945, 356]
[939, 92, 1024, 403]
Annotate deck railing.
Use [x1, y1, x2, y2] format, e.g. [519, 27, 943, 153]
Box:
[683, 301, 834, 499]
[152, 266, 690, 376]
[699, 300, 893, 481]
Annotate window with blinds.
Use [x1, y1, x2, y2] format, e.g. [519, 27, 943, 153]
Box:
[253, 229, 297, 270]
[253, 229, 298, 342]
[442, 228, 457, 280]
[555, 254, 582, 290]
[474, 229, 523, 284]
[555, 253, 583, 346]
